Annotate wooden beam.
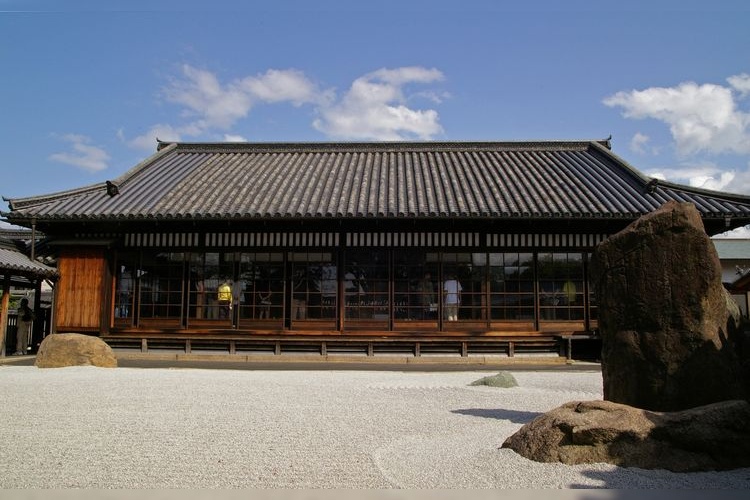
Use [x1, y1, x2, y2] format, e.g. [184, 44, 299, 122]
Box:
[0, 275, 10, 356]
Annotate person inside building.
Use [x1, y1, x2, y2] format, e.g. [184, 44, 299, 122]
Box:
[15, 298, 34, 355]
[418, 272, 436, 319]
[443, 274, 462, 321]
[292, 269, 308, 320]
[217, 280, 233, 320]
[258, 287, 272, 319]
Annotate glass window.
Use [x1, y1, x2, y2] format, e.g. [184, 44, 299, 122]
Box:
[113, 252, 138, 327]
[139, 252, 185, 321]
[345, 249, 389, 321]
[237, 252, 284, 323]
[393, 251, 439, 321]
[441, 252, 478, 321]
[488, 252, 535, 320]
[187, 252, 235, 323]
[538, 252, 585, 321]
[290, 252, 336, 320]
[588, 266, 597, 322]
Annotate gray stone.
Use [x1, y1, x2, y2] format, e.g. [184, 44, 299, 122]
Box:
[589, 201, 747, 411]
[469, 372, 518, 388]
[35, 333, 117, 368]
[501, 399, 750, 472]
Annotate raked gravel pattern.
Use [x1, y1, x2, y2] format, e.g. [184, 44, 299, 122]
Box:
[1, 365, 749, 489]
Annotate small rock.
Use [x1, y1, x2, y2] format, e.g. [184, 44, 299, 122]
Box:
[469, 372, 518, 388]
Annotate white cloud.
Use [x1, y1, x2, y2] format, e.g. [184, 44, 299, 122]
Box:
[127, 65, 447, 149]
[629, 132, 650, 154]
[162, 65, 325, 133]
[720, 161, 750, 195]
[367, 67, 445, 86]
[164, 64, 254, 130]
[126, 66, 329, 150]
[694, 171, 736, 191]
[413, 90, 451, 104]
[129, 123, 183, 151]
[49, 134, 110, 172]
[240, 68, 326, 106]
[223, 134, 247, 142]
[728, 73, 750, 97]
[604, 75, 750, 156]
[313, 66, 445, 140]
[647, 161, 739, 192]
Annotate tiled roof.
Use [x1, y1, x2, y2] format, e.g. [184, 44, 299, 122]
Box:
[0, 236, 57, 278]
[6, 140, 750, 224]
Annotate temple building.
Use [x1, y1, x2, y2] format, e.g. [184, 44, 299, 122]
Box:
[5, 139, 750, 357]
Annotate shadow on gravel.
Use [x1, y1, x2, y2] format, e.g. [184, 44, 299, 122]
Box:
[570, 468, 750, 492]
[452, 408, 541, 423]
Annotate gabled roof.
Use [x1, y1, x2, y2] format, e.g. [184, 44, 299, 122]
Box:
[5, 140, 750, 231]
[0, 234, 57, 280]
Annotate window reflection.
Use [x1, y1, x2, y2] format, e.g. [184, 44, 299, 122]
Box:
[538, 252, 585, 321]
[187, 252, 235, 324]
[289, 252, 336, 320]
[345, 249, 389, 321]
[139, 252, 184, 322]
[113, 247, 595, 331]
[488, 253, 535, 320]
[114, 252, 138, 326]
[393, 252, 439, 321]
[237, 253, 284, 325]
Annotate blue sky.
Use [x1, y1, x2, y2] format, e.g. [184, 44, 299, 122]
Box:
[2, 0, 750, 233]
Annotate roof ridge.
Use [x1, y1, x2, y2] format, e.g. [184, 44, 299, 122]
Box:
[592, 141, 750, 204]
[3, 142, 179, 211]
[4, 183, 105, 211]
[161, 139, 610, 153]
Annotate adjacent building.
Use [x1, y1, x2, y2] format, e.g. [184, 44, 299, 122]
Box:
[0, 230, 57, 355]
[714, 238, 750, 318]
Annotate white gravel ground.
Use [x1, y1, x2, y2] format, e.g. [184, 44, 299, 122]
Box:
[0, 364, 748, 489]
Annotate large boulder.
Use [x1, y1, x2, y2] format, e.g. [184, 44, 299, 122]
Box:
[35, 333, 117, 368]
[501, 399, 750, 472]
[589, 201, 747, 411]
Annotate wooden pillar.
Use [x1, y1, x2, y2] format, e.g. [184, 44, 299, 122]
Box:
[31, 279, 43, 352]
[0, 275, 10, 357]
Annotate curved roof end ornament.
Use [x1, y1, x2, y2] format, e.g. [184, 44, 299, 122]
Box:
[106, 180, 119, 197]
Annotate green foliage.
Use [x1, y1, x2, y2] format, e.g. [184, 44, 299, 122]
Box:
[469, 371, 518, 388]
